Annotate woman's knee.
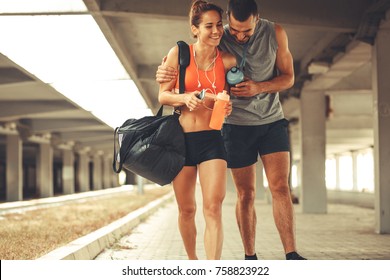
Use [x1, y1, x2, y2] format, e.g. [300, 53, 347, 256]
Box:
[203, 201, 223, 221]
[178, 205, 196, 219]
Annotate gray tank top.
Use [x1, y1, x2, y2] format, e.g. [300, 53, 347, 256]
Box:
[219, 19, 284, 125]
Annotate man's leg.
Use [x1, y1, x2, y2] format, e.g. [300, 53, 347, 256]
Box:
[231, 164, 257, 258]
[261, 151, 296, 254]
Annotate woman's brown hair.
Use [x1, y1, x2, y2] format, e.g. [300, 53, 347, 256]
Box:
[189, 0, 224, 38]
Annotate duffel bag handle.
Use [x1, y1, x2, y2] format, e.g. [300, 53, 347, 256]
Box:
[112, 126, 122, 173]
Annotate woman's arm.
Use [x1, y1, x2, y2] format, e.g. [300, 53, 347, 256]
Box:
[159, 46, 202, 110]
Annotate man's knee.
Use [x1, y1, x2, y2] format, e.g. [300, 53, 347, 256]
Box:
[269, 182, 290, 199]
[236, 187, 256, 205]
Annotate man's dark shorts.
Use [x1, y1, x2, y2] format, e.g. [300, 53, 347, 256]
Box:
[222, 119, 290, 169]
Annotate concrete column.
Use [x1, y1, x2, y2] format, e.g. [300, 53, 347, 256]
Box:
[226, 169, 235, 194]
[256, 160, 265, 200]
[296, 160, 302, 198]
[103, 157, 112, 188]
[77, 153, 90, 192]
[37, 142, 53, 198]
[352, 151, 359, 191]
[335, 154, 341, 190]
[137, 175, 144, 195]
[296, 160, 302, 188]
[372, 12, 390, 233]
[125, 170, 136, 185]
[112, 172, 119, 188]
[300, 89, 327, 213]
[6, 134, 23, 201]
[92, 154, 103, 190]
[62, 149, 75, 195]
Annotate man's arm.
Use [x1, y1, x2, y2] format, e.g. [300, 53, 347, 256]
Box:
[270, 23, 295, 91]
[231, 23, 294, 97]
[156, 57, 178, 83]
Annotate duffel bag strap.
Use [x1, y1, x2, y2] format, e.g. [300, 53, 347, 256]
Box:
[177, 40, 190, 94]
[173, 40, 190, 115]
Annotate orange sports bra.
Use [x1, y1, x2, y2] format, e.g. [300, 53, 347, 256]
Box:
[175, 44, 225, 94]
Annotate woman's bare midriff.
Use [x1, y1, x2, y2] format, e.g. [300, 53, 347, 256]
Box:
[179, 99, 216, 133]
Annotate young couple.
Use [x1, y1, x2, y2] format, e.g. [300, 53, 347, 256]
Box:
[158, 0, 306, 260]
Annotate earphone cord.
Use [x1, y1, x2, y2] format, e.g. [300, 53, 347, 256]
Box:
[192, 45, 219, 110]
[193, 46, 218, 94]
[204, 57, 217, 94]
[201, 88, 215, 111]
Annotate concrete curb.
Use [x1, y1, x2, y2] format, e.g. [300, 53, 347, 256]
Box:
[37, 191, 175, 260]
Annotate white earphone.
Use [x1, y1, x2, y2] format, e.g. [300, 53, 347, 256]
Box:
[193, 46, 218, 91]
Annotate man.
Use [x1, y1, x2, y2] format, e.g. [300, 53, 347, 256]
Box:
[156, 0, 305, 260]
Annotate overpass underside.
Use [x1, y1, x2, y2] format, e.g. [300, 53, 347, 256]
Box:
[0, 1, 390, 233]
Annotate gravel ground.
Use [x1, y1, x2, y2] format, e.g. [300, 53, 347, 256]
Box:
[0, 185, 171, 260]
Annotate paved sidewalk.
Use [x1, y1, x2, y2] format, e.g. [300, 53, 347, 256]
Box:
[95, 186, 390, 260]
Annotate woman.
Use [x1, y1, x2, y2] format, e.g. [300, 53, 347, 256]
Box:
[159, 0, 236, 260]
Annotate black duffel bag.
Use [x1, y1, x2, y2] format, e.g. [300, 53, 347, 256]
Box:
[112, 41, 190, 186]
[112, 108, 185, 186]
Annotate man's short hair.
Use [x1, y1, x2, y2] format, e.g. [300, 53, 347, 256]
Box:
[227, 0, 258, 22]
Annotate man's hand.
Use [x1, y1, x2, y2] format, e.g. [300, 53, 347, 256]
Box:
[156, 56, 178, 83]
[230, 78, 260, 97]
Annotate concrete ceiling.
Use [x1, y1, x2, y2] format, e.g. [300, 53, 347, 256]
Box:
[1, 0, 390, 161]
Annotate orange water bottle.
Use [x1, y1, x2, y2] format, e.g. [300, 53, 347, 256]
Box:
[209, 90, 230, 130]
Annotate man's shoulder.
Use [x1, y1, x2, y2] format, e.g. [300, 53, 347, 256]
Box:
[258, 18, 276, 31]
[220, 27, 232, 49]
[259, 19, 286, 35]
[259, 18, 274, 24]
[222, 25, 230, 39]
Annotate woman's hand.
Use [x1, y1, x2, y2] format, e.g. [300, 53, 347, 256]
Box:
[225, 101, 232, 116]
[184, 91, 203, 111]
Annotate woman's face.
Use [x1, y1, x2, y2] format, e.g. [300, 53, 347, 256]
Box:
[193, 10, 223, 46]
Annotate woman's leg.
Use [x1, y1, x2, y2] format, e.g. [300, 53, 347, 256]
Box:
[173, 166, 198, 259]
[198, 159, 227, 259]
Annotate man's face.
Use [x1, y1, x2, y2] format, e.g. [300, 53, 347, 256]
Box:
[227, 13, 258, 44]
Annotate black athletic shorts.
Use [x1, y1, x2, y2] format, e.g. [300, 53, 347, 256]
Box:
[222, 119, 290, 168]
[184, 130, 227, 166]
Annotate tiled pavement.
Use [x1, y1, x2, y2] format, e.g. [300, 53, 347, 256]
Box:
[95, 186, 390, 260]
